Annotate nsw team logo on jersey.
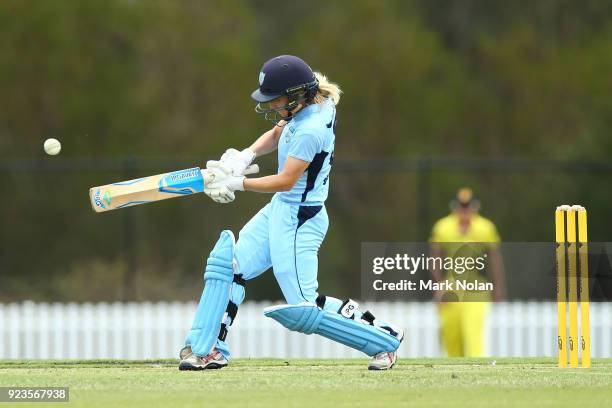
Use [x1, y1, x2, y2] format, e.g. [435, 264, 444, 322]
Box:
[284, 126, 296, 143]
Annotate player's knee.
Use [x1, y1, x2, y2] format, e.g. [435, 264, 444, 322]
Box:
[204, 230, 236, 282]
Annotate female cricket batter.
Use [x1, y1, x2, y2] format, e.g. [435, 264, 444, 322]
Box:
[179, 55, 403, 371]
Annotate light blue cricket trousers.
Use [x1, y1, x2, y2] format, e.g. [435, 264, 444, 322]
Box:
[216, 195, 329, 358]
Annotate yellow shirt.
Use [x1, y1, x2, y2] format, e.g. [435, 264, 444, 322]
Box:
[430, 213, 500, 244]
[429, 213, 501, 284]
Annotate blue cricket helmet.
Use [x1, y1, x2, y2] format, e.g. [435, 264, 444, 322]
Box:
[251, 55, 319, 123]
[251, 55, 318, 102]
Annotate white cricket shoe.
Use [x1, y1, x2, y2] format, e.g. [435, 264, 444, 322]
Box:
[179, 346, 192, 360]
[368, 327, 403, 370]
[178, 349, 228, 371]
[368, 351, 398, 370]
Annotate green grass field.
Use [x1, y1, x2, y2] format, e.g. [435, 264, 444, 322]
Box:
[1, 358, 611, 407]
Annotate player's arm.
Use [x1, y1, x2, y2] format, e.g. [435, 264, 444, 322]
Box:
[206, 129, 313, 200]
[211, 122, 286, 179]
[244, 156, 308, 193]
[248, 121, 286, 157]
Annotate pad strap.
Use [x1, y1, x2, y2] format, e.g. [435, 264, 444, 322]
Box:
[217, 275, 245, 341]
[361, 310, 376, 325]
[218, 301, 238, 341]
[316, 294, 326, 309]
[233, 274, 246, 286]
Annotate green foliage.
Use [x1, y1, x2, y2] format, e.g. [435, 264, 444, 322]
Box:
[1, 0, 612, 300]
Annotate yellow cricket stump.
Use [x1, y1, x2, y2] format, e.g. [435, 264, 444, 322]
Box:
[555, 207, 567, 367]
[555, 205, 591, 368]
[577, 207, 591, 368]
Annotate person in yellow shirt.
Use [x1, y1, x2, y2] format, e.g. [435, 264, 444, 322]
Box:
[429, 188, 506, 357]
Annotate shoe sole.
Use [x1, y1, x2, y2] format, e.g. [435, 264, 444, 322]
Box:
[178, 361, 228, 371]
[367, 361, 395, 371]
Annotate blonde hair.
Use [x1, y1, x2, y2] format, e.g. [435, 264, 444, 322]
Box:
[313, 72, 342, 106]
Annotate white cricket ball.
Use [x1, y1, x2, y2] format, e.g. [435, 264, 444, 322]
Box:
[44, 138, 61, 155]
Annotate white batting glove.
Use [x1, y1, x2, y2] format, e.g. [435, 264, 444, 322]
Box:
[219, 148, 257, 176]
[203, 161, 246, 204]
[207, 162, 245, 191]
[202, 164, 235, 204]
[205, 184, 236, 204]
[205, 161, 246, 189]
[207, 176, 245, 192]
[205, 161, 258, 182]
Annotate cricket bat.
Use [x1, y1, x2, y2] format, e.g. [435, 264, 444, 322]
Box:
[89, 165, 257, 213]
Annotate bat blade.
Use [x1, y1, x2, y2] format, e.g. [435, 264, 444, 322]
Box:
[89, 167, 210, 213]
